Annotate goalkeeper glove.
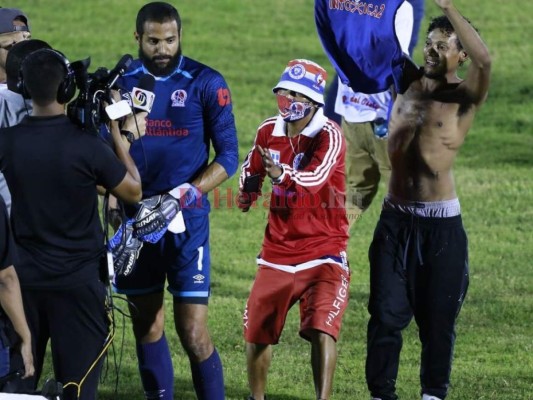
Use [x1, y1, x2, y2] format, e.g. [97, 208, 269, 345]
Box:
[108, 218, 143, 277]
[133, 194, 180, 243]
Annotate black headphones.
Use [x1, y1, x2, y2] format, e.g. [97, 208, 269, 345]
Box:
[17, 48, 76, 103]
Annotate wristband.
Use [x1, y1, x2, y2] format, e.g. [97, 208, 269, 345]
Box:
[120, 130, 135, 144]
[270, 165, 285, 185]
[168, 183, 202, 208]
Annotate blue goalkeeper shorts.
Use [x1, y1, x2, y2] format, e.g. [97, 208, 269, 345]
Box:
[113, 215, 211, 304]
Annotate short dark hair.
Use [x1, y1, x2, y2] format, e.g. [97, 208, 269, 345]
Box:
[6, 39, 51, 92]
[21, 50, 66, 105]
[136, 2, 181, 36]
[427, 15, 478, 51]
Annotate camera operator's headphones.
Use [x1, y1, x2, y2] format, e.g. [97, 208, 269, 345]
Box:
[17, 48, 76, 103]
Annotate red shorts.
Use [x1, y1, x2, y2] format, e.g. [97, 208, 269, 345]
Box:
[243, 263, 350, 344]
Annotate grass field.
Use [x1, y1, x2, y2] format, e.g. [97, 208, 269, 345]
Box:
[14, 0, 533, 399]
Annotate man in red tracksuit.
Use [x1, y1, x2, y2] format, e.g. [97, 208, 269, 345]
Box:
[238, 59, 350, 400]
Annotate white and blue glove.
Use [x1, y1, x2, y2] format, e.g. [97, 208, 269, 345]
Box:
[131, 183, 200, 244]
[132, 194, 180, 243]
[108, 218, 143, 277]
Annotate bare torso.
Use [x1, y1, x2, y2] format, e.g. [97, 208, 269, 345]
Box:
[387, 78, 477, 201]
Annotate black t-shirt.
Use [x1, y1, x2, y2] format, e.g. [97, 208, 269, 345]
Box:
[0, 115, 127, 289]
[0, 197, 16, 271]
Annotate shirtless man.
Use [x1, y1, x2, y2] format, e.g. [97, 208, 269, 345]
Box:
[365, 1, 491, 400]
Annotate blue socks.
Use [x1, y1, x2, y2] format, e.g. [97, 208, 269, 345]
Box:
[136, 336, 224, 400]
[136, 334, 174, 400]
[191, 348, 225, 400]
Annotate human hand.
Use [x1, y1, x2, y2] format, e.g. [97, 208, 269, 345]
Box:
[20, 339, 35, 379]
[109, 89, 122, 103]
[237, 191, 258, 212]
[133, 194, 180, 243]
[108, 219, 144, 276]
[237, 193, 250, 212]
[107, 208, 122, 232]
[372, 118, 389, 139]
[121, 111, 148, 140]
[434, 0, 453, 9]
[257, 145, 282, 180]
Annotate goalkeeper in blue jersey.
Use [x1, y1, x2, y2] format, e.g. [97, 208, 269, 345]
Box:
[110, 2, 238, 400]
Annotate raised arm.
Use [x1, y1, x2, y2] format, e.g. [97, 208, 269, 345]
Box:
[437, 0, 491, 106]
[107, 113, 145, 203]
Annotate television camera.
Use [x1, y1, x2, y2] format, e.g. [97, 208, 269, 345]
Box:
[66, 54, 133, 133]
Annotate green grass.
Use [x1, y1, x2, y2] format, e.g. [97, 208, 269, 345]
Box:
[14, 0, 533, 399]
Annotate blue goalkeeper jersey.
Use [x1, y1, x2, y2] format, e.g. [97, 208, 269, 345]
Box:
[315, 0, 407, 93]
[118, 56, 238, 217]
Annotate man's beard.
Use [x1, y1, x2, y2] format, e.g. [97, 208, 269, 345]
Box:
[139, 48, 181, 77]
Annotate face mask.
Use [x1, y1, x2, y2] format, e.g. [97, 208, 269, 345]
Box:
[276, 94, 314, 122]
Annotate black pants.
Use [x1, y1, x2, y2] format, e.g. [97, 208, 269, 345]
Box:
[21, 279, 110, 400]
[366, 209, 469, 400]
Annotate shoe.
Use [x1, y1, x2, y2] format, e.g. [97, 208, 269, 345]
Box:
[422, 395, 442, 400]
[371, 398, 383, 400]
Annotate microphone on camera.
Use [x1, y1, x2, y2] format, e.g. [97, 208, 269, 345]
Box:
[131, 74, 156, 113]
[105, 54, 134, 89]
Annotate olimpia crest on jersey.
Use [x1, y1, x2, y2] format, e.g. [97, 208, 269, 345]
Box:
[171, 89, 187, 107]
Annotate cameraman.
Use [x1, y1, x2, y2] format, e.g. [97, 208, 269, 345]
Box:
[0, 48, 144, 399]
